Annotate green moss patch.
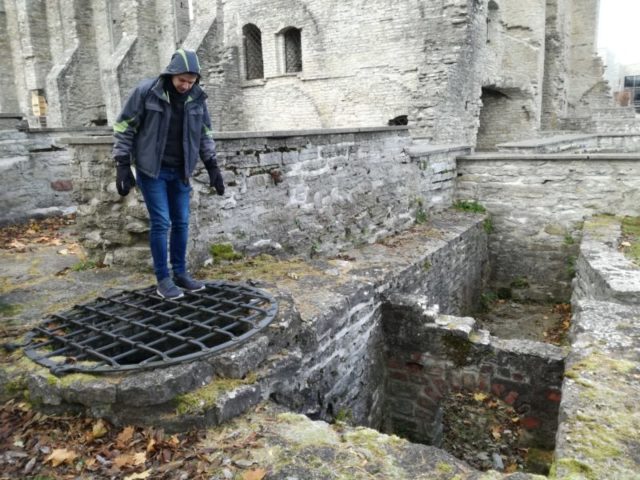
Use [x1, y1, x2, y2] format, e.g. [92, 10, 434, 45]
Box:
[454, 200, 486, 213]
[621, 216, 640, 265]
[175, 374, 257, 416]
[209, 243, 243, 264]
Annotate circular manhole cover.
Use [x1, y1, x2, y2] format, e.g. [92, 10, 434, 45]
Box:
[24, 281, 278, 375]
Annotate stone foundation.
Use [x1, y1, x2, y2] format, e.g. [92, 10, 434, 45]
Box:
[381, 294, 565, 448]
[2, 210, 489, 432]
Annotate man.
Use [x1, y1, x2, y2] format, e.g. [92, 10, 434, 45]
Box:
[112, 48, 224, 299]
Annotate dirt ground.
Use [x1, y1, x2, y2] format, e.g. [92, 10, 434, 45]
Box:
[473, 300, 571, 346]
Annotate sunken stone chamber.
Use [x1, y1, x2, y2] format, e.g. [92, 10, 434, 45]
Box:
[381, 295, 565, 450]
[4, 211, 492, 431]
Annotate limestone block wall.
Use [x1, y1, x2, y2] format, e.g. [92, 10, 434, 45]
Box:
[382, 294, 565, 448]
[456, 152, 640, 301]
[476, 0, 548, 149]
[64, 128, 469, 268]
[541, 0, 570, 131]
[0, 128, 110, 225]
[554, 216, 640, 478]
[0, 3, 19, 113]
[278, 215, 490, 428]
[567, 0, 611, 116]
[218, 0, 486, 144]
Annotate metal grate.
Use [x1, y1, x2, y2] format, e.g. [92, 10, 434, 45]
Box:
[24, 281, 278, 375]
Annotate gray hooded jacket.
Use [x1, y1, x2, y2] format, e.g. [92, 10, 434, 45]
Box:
[112, 49, 217, 178]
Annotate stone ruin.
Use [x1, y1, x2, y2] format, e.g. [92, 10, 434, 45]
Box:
[1, 0, 640, 478]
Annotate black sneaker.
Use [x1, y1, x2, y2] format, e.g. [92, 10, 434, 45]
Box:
[157, 277, 184, 299]
[174, 273, 205, 292]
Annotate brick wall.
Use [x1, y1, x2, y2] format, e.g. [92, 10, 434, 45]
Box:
[381, 294, 565, 448]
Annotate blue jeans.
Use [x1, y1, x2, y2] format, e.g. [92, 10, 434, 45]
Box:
[136, 167, 192, 281]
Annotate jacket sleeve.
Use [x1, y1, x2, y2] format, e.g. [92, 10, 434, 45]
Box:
[200, 102, 218, 167]
[112, 83, 147, 162]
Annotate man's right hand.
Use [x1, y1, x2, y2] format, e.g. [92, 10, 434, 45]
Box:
[115, 157, 136, 196]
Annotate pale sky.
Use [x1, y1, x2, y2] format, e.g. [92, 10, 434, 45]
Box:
[598, 0, 640, 64]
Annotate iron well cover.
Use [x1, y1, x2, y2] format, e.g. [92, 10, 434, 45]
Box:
[24, 281, 278, 375]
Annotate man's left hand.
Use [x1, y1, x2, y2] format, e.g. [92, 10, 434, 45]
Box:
[206, 165, 225, 195]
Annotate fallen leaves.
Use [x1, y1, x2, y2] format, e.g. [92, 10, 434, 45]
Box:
[45, 448, 77, 467]
[0, 399, 273, 479]
[0, 400, 208, 479]
[442, 390, 532, 473]
[0, 215, 76, 250]
[243, 468, 267, 480]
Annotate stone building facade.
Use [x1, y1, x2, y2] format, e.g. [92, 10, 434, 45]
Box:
[0, 0, 610, 148]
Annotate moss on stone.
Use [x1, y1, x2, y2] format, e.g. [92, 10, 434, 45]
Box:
[0, 301, 22, 317]
[436, 461, 454, 473]
[550, 458, 596, 479]
[442, 334, 473, 367]
[201, 253, 325, 285]
[557, 351, 640, 478]
[174, 373, 257, 416]
[566, 353, 634, 378]
[453, 200, 486, 213]
[208, 243, 243, 264]
[621, 215, 640, 265]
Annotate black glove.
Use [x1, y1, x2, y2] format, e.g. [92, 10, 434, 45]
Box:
[205, 159, 225, 195]
[115, 156, 136, 196]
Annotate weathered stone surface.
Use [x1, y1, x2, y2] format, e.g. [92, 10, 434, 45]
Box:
[117, 361, 215, 407]
[552, 216, 640, 479]
[457, 153, 640, 301]
[62, 130, 472, 269]
[209, 335, 270, 379]
[1, 0, 614, 152]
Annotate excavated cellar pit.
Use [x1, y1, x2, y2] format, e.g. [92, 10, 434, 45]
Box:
[1, 214, 570, 476]
[3, 283, 567, 476]
[377, 294, 566, 475]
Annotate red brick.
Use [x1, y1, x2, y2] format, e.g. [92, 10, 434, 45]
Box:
[51, 179, 73, 191]
[387, 358, 403, 369]
[389, 371, 408, 381]
[521, 417, 541, 429]
[410, 352, 423, 362]
[405, 362, 424, 374]
[546, 390, 562, 403]
[504, 391, 519, 405]
[491, 383, 505, 396]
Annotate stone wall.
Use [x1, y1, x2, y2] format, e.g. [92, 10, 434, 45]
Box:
[6, 211, 491, 436]
[0, 128, 110, 225]
[381, 294, 565, 448]
[553, 216, 640, 478]
[220, 0, 485, 144]
[1, 0, 612, 147]
[64, 128, 470, 269]
[456, 152, 640, 301]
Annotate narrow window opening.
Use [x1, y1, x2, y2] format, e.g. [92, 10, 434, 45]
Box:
[243, 24, 264, 80]
[284, 27, 302, 73]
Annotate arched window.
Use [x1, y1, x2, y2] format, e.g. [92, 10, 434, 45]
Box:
[283, 27, 302, 73]
[243, 23, 264, 80]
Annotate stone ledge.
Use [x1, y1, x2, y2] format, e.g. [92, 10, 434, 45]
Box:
[458, 152, 640, 161]
[573, 216, 640, 305]
[58, 125, 410, 145]
[497, 133, 596, 150]
[405, 142, 472, 156]
[555, 216, 640, 478]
